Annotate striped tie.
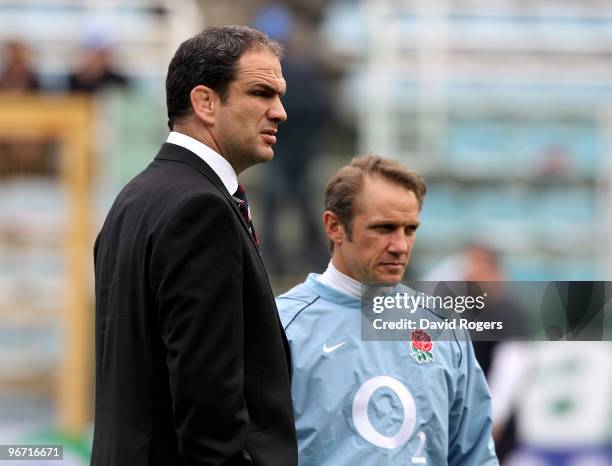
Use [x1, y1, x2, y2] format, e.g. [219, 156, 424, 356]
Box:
[233, 183, 259, 246]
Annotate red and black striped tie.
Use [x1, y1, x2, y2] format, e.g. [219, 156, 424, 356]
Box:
[233, 183, 259, 246]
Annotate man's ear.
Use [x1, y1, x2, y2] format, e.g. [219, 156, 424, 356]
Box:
[323, 210, 346, 248]
[190, 85, 219, 125]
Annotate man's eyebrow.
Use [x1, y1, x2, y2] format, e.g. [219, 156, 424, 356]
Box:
[367, 220, 421, 228]
[367, 220, 397, 227]
[249, 81, 286, 96]
[249, 82, 281, 91]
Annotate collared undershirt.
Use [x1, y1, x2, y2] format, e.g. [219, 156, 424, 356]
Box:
[166, 131, 238, 195]
[317, 261, 363, 299]
[318, 260, 394, 300]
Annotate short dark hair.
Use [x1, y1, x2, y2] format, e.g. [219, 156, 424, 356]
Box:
[165, 25, 284, 130]
[325, 155, 426, 247]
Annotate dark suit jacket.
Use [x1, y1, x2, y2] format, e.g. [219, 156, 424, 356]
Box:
[91, 143, 297, 466]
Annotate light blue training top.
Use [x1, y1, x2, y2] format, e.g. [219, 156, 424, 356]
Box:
[277, 273, 499, 466]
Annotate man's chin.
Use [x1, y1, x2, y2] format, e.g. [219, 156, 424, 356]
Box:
[374, 266, 406, 285]
[366, 274, 403, 287]
[256, 147, 275, 163]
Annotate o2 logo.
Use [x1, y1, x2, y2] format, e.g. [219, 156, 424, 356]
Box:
[352, 376, 427, 464]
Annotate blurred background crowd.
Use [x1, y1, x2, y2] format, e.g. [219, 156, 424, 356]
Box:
[1, 0, 612, 465]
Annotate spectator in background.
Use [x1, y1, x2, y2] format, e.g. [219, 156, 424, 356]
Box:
[0, 40, 39, 92]
[424, 242, 525, 373]
[68, 38, 128, 93]
[0, 40, 54, 178]
[461, 243, 518, 374]
[253, 5, 330, 275]
[424, 242, 524, 462]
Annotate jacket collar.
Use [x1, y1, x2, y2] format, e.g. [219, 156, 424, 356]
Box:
[155, 142, 231, 197]
[165, 132, 238, 194]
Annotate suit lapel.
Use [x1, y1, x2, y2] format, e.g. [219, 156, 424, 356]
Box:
[154, 143, 258, 250]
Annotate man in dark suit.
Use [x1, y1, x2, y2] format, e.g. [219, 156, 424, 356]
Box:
[90, 26, 297, 466]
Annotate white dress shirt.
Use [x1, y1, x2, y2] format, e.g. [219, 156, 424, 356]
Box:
[166, 131, 238, 195]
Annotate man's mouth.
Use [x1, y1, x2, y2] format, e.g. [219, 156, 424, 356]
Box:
[260, 129, 277, 145]
[380, 262, 406, 270]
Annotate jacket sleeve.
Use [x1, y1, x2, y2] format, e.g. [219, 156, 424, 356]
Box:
[150, 193, 248, 465]
[448, 339, 500, 466]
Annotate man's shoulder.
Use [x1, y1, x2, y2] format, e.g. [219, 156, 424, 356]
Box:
[132, 151, 218, 193]
[276, 280, 321, 329]
[277, 280, 318, 303]
[100, 155, 232, 242]
[115, 154, 223, 209]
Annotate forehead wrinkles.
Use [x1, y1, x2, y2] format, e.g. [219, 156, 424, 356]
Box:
[235, 53, 285, 92]
[238, 68, 286, 92]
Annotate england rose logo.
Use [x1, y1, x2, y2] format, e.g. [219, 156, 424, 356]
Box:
[410, 330, 434, 364]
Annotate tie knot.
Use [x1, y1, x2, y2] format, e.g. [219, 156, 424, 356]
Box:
[232, 183, 258, 247]
[233, 183, 248, 204]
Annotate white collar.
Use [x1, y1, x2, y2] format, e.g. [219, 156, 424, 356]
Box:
[317, 260, 363, 299]
[166, 131, 238, 195]
[317, 260, 394, 300]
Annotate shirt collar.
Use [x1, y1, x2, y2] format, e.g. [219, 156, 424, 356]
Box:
[317, 260, 394, 300]
[167, 131, 238, 194]
[317, 260, 363, 299]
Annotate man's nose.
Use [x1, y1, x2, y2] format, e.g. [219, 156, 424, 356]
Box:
[268, 96, 287, 123]
[388, 232, 409, 254]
